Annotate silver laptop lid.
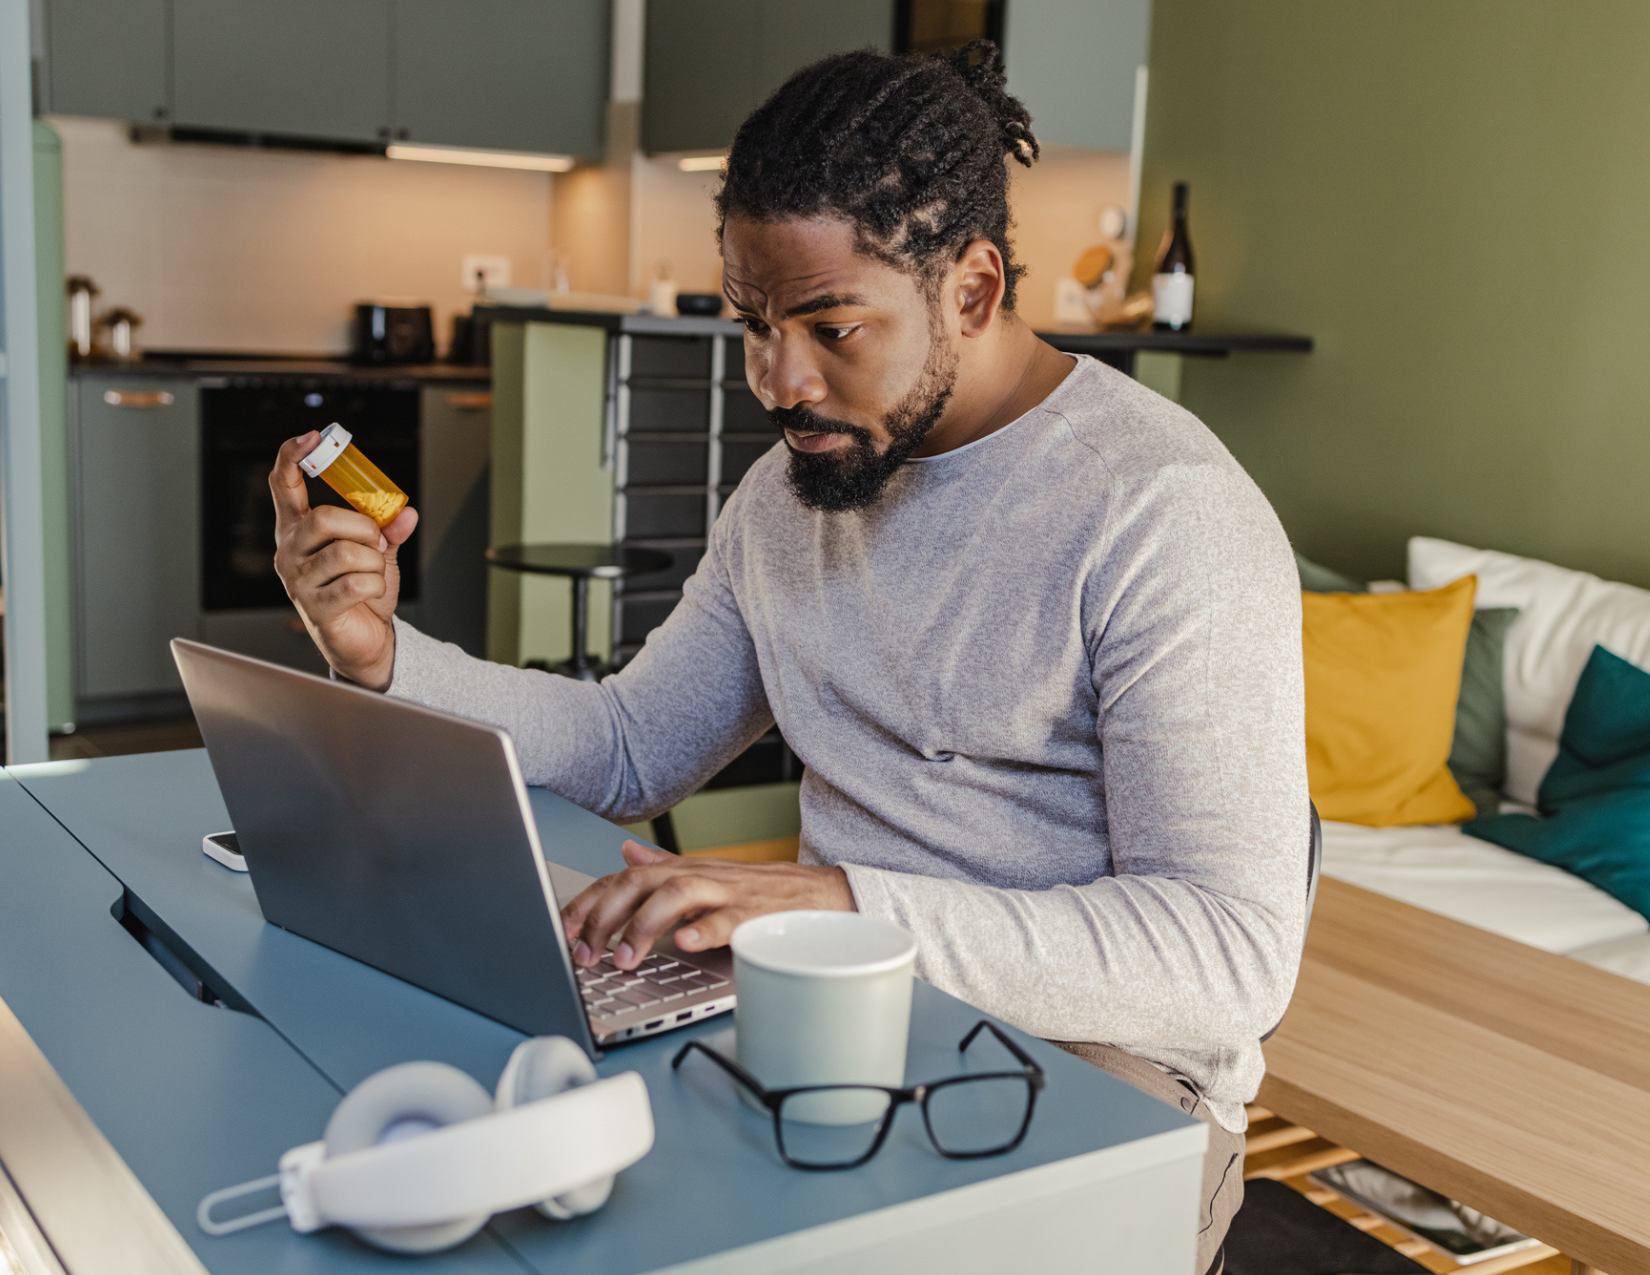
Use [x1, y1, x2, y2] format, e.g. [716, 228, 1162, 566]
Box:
[172, 638, 597, 1056]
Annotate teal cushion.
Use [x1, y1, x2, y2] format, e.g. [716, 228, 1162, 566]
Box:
[1448, 607, 1520, 818]
[1294, 551, 1367, 594]
[1465, 645, 1650, 920]
[1294, 552, 1516, 815]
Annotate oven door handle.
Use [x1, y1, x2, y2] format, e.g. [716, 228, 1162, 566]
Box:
[103, 389, 175, 409]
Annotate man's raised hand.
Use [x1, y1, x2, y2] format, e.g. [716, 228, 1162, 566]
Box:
[561, 840, 856, 971]
[270, 431, 418, 691]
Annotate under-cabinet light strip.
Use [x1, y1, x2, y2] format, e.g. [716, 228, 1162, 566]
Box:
[386, 143, 575, 172]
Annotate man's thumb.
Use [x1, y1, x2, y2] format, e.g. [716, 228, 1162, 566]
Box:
[622, 839, 675, 865]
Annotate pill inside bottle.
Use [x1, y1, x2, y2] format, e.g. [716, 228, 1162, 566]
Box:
[298, 423, 408, 527]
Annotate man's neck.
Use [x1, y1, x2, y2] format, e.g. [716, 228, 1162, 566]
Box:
[911, 314, 1076, 458]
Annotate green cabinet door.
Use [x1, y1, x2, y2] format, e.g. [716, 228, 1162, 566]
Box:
[171, 0, 393, 142]
[392, 0, 608, 156]
[644, 0, 892, 155]
[70, 380, 200, 705]
[42, 0, 169, 122]
[1003, 0, 1151, 153]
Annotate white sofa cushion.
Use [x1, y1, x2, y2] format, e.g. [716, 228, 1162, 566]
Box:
[1408, 537, 1650, 804]
[1319, 819, 1649, 954]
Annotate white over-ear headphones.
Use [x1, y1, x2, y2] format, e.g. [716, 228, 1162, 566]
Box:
[199, 1036, 653, 1254]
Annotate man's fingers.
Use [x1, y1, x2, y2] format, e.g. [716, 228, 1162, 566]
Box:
[295, 538, 385, 590]
[300, 569, 388, 625]
[619, 877, 730, 964]
[285, 503, 382, 561]
[576, 866, 689, 966]
[270, 432, 320, 531]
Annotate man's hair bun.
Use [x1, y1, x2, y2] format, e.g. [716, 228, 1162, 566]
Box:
[948, 40, 1040, 169]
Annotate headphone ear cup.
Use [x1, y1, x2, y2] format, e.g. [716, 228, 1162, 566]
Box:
[495, 1037, 614, 1220]
[324, 1062, 495, 1253]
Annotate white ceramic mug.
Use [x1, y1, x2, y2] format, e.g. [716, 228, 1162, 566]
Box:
[730, 911, 917, 1126]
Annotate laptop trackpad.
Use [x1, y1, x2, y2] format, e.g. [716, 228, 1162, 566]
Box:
[546, 860, 734, 980]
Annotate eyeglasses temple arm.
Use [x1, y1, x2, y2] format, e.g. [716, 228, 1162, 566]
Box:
[959, 1020, 1046, 1080]
[671, 1039, 774, 1103]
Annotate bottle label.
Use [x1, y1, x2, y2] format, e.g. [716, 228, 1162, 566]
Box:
[1153, 272, 1195, 327]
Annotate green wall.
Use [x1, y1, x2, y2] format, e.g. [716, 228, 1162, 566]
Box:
[1137, 1, 1650, 587]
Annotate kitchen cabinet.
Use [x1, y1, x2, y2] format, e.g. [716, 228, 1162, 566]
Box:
[1003, 0, 1151, 153]
[172, 0, 393, 142]
[392, 0, 608, 157]
[41, 0, 169, 122]
[643, 0, 893, 154]
[69, 379, 199, 718]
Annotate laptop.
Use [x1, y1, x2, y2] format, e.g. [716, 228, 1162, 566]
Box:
[171, 638, 735, 1056]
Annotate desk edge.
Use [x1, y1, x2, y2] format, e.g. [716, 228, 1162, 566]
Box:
[645, 1122, 1207, 1275]
[0, 990, 210, 1275]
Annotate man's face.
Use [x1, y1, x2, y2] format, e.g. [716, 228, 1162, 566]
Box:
[721, 215, 957, 512]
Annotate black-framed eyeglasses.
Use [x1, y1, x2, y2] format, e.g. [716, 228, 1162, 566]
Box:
[670, 1020, 1047, 1171]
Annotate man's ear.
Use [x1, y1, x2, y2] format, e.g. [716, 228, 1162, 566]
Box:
[952, 240, 1007, 338]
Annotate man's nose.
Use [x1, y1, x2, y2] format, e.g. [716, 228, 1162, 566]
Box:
[758, 335, 827, 411]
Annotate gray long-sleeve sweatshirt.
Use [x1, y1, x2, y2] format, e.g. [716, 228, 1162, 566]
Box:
[386, 355, 1308, 1131]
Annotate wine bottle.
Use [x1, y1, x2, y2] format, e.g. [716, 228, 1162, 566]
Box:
[1152, 182, 1195, 331]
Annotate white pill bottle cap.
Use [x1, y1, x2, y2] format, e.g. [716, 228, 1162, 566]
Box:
[299, 423, 354, 477]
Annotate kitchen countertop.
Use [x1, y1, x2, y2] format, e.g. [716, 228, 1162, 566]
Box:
[70, 354, 490, 383]
[480, 305, 1315, 361]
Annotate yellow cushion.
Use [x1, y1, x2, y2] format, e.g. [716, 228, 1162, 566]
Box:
[1304, 575, 1478, 826]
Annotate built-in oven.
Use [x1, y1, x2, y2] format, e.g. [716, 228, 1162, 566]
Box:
[201, 381, 422, 614]
[200, 382, 421, 612]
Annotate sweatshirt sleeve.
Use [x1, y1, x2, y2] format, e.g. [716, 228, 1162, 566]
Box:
[840, 459, 1309, 1095]
[386, 516, 773, 822]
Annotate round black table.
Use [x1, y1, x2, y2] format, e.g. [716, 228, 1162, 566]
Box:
[485, 543, 672, 682]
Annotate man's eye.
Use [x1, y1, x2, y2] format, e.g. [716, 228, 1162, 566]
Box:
[739, 316, 769, 336]
[818, 325, 857, 341]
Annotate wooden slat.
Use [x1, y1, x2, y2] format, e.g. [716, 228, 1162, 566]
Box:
[1261, 879, 1650, 1275]
[1243, 1140, 1360, 1180]
[1244, 1118, 1319, 1154]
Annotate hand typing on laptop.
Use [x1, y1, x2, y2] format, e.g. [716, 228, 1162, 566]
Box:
[560, 840, 852, 972]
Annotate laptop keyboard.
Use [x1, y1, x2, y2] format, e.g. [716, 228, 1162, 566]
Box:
[577, 950, 730, 1022]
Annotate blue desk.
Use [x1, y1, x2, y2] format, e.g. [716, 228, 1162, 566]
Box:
[2, 751, 1205, 1273]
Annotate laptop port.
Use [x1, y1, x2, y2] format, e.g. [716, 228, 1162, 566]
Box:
[677, 1011, 693, 1022]
[645, 1019, 664, 1029]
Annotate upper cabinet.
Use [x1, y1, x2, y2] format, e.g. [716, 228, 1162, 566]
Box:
[40, 0, 608, 158]
[172, 0, 393, 142]
[392, 0, 608, 156]
[643, 0, 894, 154]
[41, 0, 169, 123]
[1003, 0, 1150, 153]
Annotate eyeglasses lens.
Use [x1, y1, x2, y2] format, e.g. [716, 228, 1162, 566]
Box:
[777, 1088, 893, 1167]
[923, 1076, 1033, 1155]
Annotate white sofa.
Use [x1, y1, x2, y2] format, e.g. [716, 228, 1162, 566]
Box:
[1318, 537, 1650, 986]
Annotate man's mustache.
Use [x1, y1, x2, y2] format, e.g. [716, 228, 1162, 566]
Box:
[767, 404, 873, 445]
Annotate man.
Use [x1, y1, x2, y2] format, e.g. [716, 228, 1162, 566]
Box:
[272, 44, 1306, 1272]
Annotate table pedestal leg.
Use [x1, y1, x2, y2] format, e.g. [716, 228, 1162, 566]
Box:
[562, 575, 600, 681]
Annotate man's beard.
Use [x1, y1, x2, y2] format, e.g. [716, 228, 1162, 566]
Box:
[769, 341, 957, 513]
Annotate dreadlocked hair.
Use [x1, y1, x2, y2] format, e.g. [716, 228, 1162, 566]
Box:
[716, 40, 1039, 311]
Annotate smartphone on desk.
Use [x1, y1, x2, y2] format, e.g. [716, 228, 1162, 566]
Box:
[202, 831, 248, 872]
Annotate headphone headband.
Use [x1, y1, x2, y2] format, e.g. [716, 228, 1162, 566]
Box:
[283, 1072, 653, 1232]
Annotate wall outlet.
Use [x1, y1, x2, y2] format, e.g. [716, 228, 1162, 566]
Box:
[462, 255, 512, 294]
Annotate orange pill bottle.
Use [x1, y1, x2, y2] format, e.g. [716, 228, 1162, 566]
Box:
[298, 423, 408, 527]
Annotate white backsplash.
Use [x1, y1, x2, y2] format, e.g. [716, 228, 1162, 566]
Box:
[52, 116, 554, 355]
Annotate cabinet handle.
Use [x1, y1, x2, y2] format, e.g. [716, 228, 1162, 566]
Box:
[446, 391, 492, 411]
[103, 389, 175, 408]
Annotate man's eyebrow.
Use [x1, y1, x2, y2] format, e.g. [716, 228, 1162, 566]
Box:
[782, 292, 868, 320]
